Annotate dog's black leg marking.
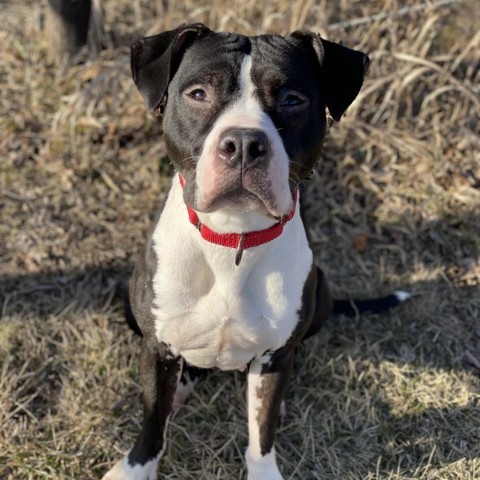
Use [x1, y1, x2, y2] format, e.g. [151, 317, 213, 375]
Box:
[246, 349, 294, 479]
[128, 338, 182, 469]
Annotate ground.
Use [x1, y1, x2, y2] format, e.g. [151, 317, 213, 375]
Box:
[0, 0, 479, 479]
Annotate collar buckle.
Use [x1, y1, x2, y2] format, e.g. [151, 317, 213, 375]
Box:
[235, 233, 246, 266]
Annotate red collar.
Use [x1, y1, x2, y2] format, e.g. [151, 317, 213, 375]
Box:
[179, 175, 297, 265]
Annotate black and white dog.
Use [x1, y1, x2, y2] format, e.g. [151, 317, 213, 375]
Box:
[103, 24, 408, 480]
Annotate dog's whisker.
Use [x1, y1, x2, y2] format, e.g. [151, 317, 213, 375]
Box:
[288, 168, 301, 185]
[288, 160, 308, 168]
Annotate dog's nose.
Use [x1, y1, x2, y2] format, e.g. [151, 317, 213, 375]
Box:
[218, 128, 269, 168]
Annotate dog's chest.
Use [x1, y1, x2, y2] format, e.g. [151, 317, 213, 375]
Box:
[149, 182, 312, 371]
[153, 264, 296, 370]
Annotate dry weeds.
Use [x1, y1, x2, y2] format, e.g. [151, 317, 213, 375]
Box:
[1, 0, 479, 479]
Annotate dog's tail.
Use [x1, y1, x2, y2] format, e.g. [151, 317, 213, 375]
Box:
[332, 290, 411, 316]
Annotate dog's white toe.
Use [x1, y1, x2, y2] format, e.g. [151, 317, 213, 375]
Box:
[172, 376, 198, 415]
[246, 448, 284, 480]
[102, 457, 158, 480]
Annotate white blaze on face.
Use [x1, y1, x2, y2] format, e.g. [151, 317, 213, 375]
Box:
[195, 54, 292, 218]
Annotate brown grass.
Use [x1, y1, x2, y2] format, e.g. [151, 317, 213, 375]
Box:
[1, 0, 479, 479]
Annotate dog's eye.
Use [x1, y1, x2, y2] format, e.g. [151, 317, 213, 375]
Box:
[188, 88, 208, 102]
[282, 94, 303, 106]
[279, 90, 307, 108]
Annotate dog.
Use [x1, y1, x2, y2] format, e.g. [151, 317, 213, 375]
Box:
[102, 23, 409, 480]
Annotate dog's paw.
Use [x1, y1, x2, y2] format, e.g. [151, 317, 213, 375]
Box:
[246, 448, 284, 480]
[102, 457, 158, 480]
[247, 467, 284, 480]
[172, 377, 197, 415]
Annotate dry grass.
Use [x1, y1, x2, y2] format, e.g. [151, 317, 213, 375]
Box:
[1, 0, 479, 479]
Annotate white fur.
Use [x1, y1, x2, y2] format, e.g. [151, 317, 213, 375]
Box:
[394, 290, 411, 302]
[151, 176, 312, 371]
[197, 208, 276, 234]
[195, 55, 292, 219]
[246, 355, 284, 480]
[246, 450, 283, 480]
[101, 454, 160, 480]
[172, 375, 199, 415]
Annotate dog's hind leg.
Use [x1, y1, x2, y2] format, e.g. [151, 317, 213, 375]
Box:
[124, 285, 143, 336]
[300, 265, 334, 341]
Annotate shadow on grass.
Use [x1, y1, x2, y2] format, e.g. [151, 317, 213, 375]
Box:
[1, 156, 479, 477]
[290, 299, 480, 477]
[0, 262, 132, 319]
[1, 258, 479, 479]
[377, 403, 479, 469]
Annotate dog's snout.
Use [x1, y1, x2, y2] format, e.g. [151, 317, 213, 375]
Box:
[218, 128, 268, 168]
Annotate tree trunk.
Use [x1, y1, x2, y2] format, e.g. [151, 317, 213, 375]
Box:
[45, 0, 92, 63]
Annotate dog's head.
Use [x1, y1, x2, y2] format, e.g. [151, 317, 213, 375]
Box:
[131, 24, 369, 219]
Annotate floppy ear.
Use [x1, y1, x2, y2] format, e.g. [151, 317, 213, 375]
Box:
[290, 31, 370, 121]
[131, 23, 211, 112]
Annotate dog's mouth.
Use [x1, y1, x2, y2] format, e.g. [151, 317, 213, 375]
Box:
[199, 188, 273, 216]
[194, 174, 292, 219]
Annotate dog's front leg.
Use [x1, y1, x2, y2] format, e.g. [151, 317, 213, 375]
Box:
[246, 349, 293, 480]
[103, 337, 182, 480]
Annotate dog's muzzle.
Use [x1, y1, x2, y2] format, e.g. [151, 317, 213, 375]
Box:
[194, 121, 292, 218]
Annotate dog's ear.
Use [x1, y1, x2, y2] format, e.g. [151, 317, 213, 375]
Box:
[131, 23, 211, 112]
[289, 31, 370, 121]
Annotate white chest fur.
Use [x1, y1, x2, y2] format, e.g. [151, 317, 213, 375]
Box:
[151, 177, 313, 371]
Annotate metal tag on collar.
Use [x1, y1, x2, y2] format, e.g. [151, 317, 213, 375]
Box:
[235, 233, 246, 266]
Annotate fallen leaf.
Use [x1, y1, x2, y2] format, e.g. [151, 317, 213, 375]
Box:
[352, 233, 368, 252]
